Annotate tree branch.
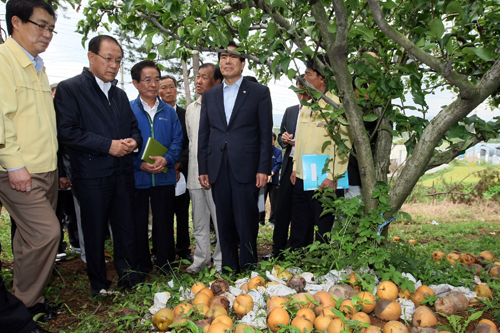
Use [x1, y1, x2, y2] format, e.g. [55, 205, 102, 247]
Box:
[135, 12, 272, 67]
[366, 0, 476, 98]
[425, 136, 482, 171]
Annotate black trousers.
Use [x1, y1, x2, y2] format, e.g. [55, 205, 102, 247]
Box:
[56, 189, 80, 249]
[134, 185, 175, 273]
[74, 173, 141, 290]
[272, 158, 293, 256]
[211, 150, 260, 273]
[0, 242, 37, 333]
[287, 178, 335, 250]
[258, 183, 279, 223]
[174, 185, 191, 258]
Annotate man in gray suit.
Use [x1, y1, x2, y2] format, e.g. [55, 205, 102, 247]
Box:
[264, 79, 308, 260]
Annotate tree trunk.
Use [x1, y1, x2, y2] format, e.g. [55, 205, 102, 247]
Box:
[374, 107, 392, 184]
[192, 53, 200, 102]
[182, 60, 191, 105]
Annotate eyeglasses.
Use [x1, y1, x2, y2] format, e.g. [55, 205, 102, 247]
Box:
[28, 19, 57, 35]
[94, 53, 122, 66]
[142, 78, 160, 85]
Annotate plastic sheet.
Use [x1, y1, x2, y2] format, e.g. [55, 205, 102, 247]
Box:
[240, 309, 268, 330]
[149, 292, 171, 315]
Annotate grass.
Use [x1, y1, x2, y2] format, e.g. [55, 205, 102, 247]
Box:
[389, 201, 500, 256]
[419, 160, 500, 186]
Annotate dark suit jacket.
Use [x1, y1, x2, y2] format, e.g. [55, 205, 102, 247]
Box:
[55, 69, 142, 179]
[198, 79, 273, 184]
[175, 105, 189, 178]
[278, 104, 299, 174]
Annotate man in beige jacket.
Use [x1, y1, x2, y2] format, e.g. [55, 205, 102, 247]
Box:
[185, 63, 223, 273]
[288, 56, 352, 250]
[0, 0, 60, 323]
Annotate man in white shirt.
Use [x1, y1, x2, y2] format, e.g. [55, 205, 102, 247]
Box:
[185, 63, 223, 273]
[130, 61, 183, 276]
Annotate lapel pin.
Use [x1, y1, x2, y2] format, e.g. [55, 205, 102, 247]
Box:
[243, 91, 247, 93]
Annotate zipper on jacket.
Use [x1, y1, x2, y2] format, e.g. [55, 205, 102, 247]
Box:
[143, 104, 166, 187]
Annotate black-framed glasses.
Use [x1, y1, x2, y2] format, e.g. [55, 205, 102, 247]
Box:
[94, 53, 122, 66]
[28, 19, 57, 35]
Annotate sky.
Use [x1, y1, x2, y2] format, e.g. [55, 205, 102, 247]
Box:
[1, 4, 497, 126]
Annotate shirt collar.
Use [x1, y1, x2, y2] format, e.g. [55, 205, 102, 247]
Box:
[11, 38, 45, 72]
[223, 76, 244, 89]
[94, 76, 112, 96]
[140, 97, 159, 112]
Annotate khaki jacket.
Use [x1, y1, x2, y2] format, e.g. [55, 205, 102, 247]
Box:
[0, 38, 57, 173]
[293, 91, 352, 181]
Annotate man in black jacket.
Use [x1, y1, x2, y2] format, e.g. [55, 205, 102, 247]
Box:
[264, 79, 308, 260]
[54, 35, 142, 295]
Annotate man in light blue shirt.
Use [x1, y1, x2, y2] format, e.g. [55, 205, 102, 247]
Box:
[197, 41, 273, 273]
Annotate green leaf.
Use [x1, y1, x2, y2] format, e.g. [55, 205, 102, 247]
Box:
[123, 0, 134, 12]
[273, 0, 288, 11]
[281, 57, 291, 73]
[327, 23, 336, 34]
[445, 1, 464, 17]
[398, 211, 412, 221]
[381, 0, 397, 9]
[144, 36, 153, 53]
[266, 21, 278, 40]
[353, 26, 374, 42]
[363, 114, 378, 122]
[429, 18, 445, 39]
[322, 140, 331, 153]
[157, 43, 166, 59]
[287, 68, 297, 81]
[466, 47, 493, 61]
[238, 24, 249, 39]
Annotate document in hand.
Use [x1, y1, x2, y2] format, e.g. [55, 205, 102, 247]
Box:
[141, 137, 168, 174]
[302, 154, 349, 191]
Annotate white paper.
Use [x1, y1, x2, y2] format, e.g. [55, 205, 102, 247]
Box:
[175, 172, 186, 196]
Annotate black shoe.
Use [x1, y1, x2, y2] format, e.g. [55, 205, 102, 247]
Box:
[211, 236, 217, 245]
[43, 300, 64, 314]
[262, 253, 275, 261]
[31, 324, 53, 333]
[259, 220, 265, 226]
[28, 302, 58, 322]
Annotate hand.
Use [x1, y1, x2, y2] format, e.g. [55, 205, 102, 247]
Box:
[320, 178, 337, 190]
[176, 170, 181, 182]
[8, 167, 32, 195]
[59, 177, 72, 189]
[256, 173, 267, 188]
[140, 162, 156, 173]
[108, 140, 128, 157]
[282, 132, 295, 147]
[199, 174, 210, 189]
[267, 175, 272, 183]
[175, 162, 181, 171]
[148, 156, 167, 174]
[290, 170, 296, 185]
[121, 138, 137, 154]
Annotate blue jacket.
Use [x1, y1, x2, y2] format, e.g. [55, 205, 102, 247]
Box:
[271, 146, 283, 184]
[131, 96, 183, 189]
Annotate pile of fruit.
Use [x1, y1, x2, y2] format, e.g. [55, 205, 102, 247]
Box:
[149, 252, 499, 333]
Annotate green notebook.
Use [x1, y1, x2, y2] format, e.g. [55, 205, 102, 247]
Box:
[141, 137, 168, 174]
